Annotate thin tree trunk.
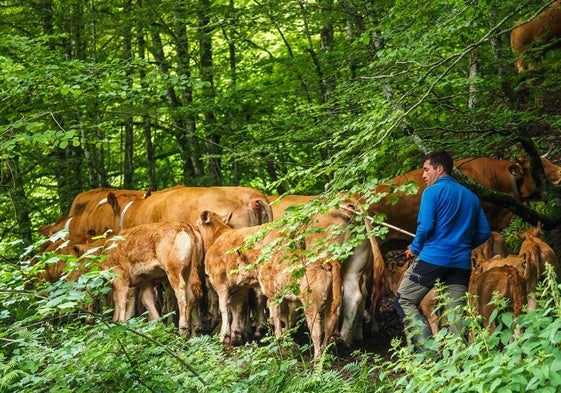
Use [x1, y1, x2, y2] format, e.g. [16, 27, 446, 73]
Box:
[136, 0, 157, 190]
[40, 0, 83, 212]
[198, 0, 223, 184]
[174, 0, 204, 184]
[7, 158, 32, 244]
[123, 0, 134, 188]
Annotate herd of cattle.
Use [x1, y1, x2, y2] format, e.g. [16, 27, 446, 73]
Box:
[33, 155, 561, 359]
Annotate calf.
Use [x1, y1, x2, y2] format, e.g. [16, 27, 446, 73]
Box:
[265, 194, 383, 347]
[197, 209, 346, 359]
[471, 231, 508, 262]
[518, 223, 560, 279]
[511, 0, 561, 72]
[468, 265, 527, 331]
[103, 222, 204, 337]
[473, 224, 558, 310]
[196, 211, 270, 345]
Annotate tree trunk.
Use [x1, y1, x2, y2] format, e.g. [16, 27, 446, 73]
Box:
[123, 0, 134, 189]
[136, 0, 157, 191]
[198, 0, 223, 184]
[7, 158, 32, 244]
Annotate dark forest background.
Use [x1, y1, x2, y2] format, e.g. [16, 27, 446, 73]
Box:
[2, 0, 561, 255]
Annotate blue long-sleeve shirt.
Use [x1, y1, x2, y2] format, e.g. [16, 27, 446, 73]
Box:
[409, 175, 491, 270]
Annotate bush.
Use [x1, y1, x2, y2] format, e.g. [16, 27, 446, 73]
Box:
[1, 250, 561, 392]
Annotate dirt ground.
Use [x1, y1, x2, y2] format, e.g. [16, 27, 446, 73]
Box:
[332, 296, 407, 364]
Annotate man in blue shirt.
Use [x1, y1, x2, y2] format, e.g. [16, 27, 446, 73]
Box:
[397, 150, 491, 351]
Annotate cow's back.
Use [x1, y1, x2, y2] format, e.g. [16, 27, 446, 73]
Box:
[124, 186, 272, 229]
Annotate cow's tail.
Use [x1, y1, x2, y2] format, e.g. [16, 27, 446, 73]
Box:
[366, 218, 386, 326]
[188, 225, 205, 301]
[250, 197, 274, 224]
[507, 266, 527, 317]
[522, 243, 541, 279]
[324, 261, 343, 347]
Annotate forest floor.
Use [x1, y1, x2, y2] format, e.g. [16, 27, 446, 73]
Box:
[332, 296, 406, 365]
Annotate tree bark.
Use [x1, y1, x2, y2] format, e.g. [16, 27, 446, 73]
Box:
[198, 0, 223, 184]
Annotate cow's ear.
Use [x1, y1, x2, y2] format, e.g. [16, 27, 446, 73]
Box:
[143, 188, 152, 198]
[536, 221, 543, 233]
[507, 163, 524, 180]
[107, 192, 118, 209]
[201, 210, 211, 224]
[222, 212, 233, 224]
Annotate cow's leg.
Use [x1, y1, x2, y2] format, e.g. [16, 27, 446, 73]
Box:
[303, 302, 323, 360]
[205, 282, 220, 332]
[112, 277, 129, 323]
[140, 284, 160, 321]
[215, 286, 232, 345]
[268, 301, 284, 336]
[167, 272, 193, 337]
[125, 287, 137, 320]
[230, 289, 249, 345]
[340, 271, 363, 346]
[340, 243, 371, 346]
[187, 283, 202, 336]
[251, 288, 268, 339]
[286, 299, 301, 331]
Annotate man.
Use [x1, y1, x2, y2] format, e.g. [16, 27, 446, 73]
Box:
[396, 150, 491, 351]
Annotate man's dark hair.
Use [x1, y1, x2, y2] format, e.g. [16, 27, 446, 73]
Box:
[425, 150, 453, 174]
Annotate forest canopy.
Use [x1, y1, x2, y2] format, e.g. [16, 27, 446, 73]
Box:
[1, 0, 561, 256]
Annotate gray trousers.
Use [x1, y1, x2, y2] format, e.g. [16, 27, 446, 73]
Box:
[397, 259, 470, 341]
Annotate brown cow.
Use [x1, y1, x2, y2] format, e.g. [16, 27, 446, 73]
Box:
[468, 265, 527, 330]
[102, 185, 273, 330]
[67, 188, 149, 238]
[258, 237, 343, 360]
[267, 195, 315, 218]
[472, 224, 558, 311]
[267, 194, 384, 347]
[195, 212, 278, 345]
[197, 209, 349, 359]
[38, 216, 73, 238]
[104, 185, 273, 232]
[472, 231, 508, 262]
[102, 222, 204, 337]
[518, 222, 560, 279]
[385, 260, 440, 335]
[511, 1, 561, 72]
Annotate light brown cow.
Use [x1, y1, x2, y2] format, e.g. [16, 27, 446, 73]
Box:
[385, 260, 440, 335]
[468, 265, 527, 330]
[67, 188, 149, 238]
[102, 221, 204, 337]
[197, 209, 349, 359]
[472, 225, 558, 311]
[266, 194, 384, 347]
[267, 195, 315, 218]
[511, 1, 561, 72]
[38, 216, 73, 238]
[472, 231, 508, 262]
[518, 222, 560, 279]
[195, 211, 278, 345]
[258, 239, 343, 360]
[103, 185, 273, 232]
[362, 156, 561, 254]
[102, 185, 273, 331]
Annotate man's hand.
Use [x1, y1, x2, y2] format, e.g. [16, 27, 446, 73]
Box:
[404, 246, 415, 259]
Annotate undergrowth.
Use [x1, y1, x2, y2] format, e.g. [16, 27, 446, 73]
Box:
[1, 247, 561, 392]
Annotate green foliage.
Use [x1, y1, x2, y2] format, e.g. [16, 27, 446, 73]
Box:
[2, 245, 561, 392]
